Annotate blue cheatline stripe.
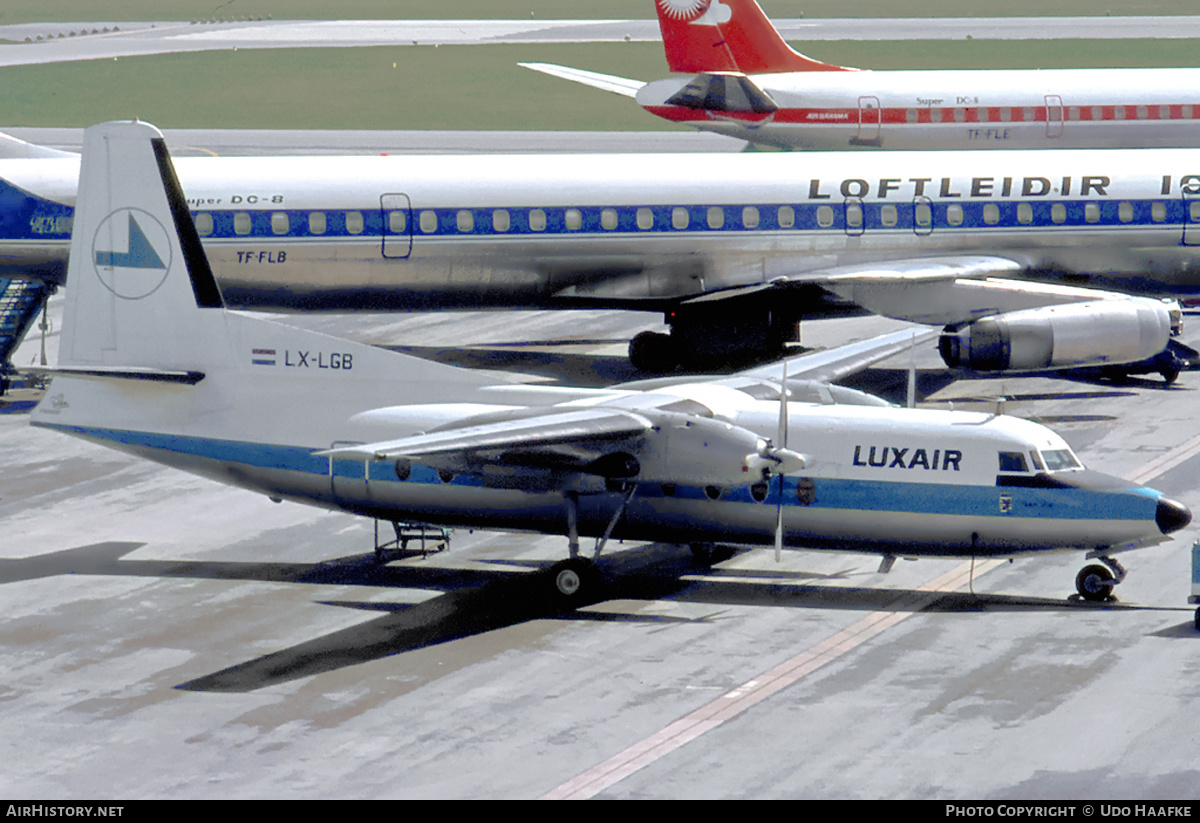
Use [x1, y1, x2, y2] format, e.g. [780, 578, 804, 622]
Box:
[0, 173, 1194, 243]
[33, 422, 1158, 523]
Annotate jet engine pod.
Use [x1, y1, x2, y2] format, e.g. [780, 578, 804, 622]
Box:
[938, 299, 1173, 371]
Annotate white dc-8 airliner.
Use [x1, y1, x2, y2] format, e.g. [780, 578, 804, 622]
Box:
[2, 142, 1197, 374]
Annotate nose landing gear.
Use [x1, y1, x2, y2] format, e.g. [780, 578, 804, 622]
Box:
[1075, 556, 1126, 602]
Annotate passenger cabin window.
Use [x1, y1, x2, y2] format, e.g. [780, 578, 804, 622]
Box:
[1152, 202, 1168, 222]
[707, 206, 724, 230]
[420, 210, 437, 233]
[346, 211, 364, 235]
[601, 208, 618, 230]
[983, 203, 1000, 225]
[778, 206, 795, 229]
[1051, 204, 1067, 224]
[456, 210, 474, 233]
[816, 205, 834, 228]
[742, 206, 759, 229]
[1085, 203, 1101, 223]
[998, 451, 1029, 472]
[565, 208, 582, 231]
[637, 207, 654, 230]
[492, 209, 510, 232]
[946, 204, 963, 226]
[672, 207, 689, 230]
[271, 212, 289, 235]
[234, 212, 252, 235]
[914, 202, 932, 228]
[310, 212, 327, 235]
[1017, 203, 1033, 225]
[1118, 202, 1134, 223]
[194, 212, 213, 236]
[529, 208, 546, 232]
[880, 204, 897, 227]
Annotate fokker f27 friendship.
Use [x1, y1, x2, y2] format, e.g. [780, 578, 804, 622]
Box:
[525, 0, 1200, 152]
[0, 141, 1196, 379]
[30, 120, 1194, 605]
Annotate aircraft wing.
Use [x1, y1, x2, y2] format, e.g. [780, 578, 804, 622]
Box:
[319, 407, 652, 462]
[681, 254, 1148, 328]
[519, 62, 645, 98]
[736, 326, 937, 384]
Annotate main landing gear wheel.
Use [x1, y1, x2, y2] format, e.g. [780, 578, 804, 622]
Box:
[549, 557, 599, 603]
[1076, 564, 1116, 602]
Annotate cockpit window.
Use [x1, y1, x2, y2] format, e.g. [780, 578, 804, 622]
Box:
[998, 451, 1028, 472]
[1040, 449, 1082, 471]
[1029, 450, 1045, 471]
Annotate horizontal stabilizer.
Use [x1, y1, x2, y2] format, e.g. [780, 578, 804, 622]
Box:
[30, 366, 204, 384]
[519, 62, 645, 97]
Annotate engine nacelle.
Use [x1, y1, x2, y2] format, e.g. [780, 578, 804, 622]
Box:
[938, 299, 1173, 371]
[635, 412, 801, 487]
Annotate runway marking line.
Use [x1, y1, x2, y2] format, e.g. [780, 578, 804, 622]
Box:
[543, 432, 1200, 800]
[542, 559, 1002, 799]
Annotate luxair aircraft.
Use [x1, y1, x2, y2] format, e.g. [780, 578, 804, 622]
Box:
[29, 120, 1192, 603]
[0, 140, 1195, 378]
[524, 0, 1200, 152]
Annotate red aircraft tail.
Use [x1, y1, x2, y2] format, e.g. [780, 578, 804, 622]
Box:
[654, 0, 853, 74]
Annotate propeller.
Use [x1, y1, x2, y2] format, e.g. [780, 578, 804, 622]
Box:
[774, 359, 793, 562]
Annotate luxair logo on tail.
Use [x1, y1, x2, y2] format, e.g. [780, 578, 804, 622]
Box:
[92, 208, 172, 299]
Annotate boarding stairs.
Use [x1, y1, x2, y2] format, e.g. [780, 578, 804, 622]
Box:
[0, 276, 53, 395]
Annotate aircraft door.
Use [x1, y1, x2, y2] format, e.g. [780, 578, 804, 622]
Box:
[381, 193, 412, 259]
[1183, 186, 1200, 246]
[855, 96, 881, 146]
[1045, 95, 1064, 138]
[329, 442, 373, 507]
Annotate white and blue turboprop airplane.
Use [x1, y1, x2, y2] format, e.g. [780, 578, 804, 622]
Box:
[0, 141, 1194, 378]
[30, 120, 1192, 603]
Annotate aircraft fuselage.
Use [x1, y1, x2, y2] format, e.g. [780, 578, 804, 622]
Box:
[8, 148, 1200, 314]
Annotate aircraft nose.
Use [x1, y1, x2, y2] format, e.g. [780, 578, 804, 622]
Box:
[1156, 497, 1192, 535]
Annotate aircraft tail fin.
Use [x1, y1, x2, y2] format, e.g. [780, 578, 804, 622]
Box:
[57, 120, 224, 372]
[36, 120, 513, 443]
[655, 0, 853, 74]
